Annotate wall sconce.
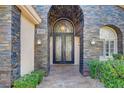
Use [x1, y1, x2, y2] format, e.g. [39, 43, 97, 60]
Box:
[90, 39, 96, 45]
[37, 39, 41, 45]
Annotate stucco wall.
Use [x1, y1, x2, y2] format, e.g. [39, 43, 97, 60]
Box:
[20, 14, 35, 76]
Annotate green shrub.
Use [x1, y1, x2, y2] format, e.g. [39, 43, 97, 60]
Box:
[112, 54, 124, 60]
[98, 60, 119, 88]
[13, 70, 45, 88]
[87, 59, 124, 88]
[87, 60, 101, 78]
[112, 60, 124, 78]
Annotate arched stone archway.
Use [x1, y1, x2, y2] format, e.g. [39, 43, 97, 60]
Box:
[48, 5, 83, 35]
[47, 5, 84, 74]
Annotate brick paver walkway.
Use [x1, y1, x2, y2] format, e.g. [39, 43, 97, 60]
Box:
[37, 64, 104, 88]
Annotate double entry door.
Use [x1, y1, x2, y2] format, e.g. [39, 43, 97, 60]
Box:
[53, 33, 74, 64]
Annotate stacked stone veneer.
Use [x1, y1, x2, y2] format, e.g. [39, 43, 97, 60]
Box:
[33, 6, 50, 73]
[0, 6, 11, 87]
[11, 6, 21, 83]
[81, 6, 124, 75]
[33, 5, 124, 76]
[1, 5, 124, 87]
[0, 5, 20, 87]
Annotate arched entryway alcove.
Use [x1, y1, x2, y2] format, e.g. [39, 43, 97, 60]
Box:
[47, 5, 84, 74]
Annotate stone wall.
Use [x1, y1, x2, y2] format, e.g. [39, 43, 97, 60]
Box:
[33, 6, 50, 73]
[33, 5, 124, 75]
[0, 5, 11, 87]
[81, 6, 124, 74]
[0, 5, 21, 87]
[11, 6, 21, 82]
[74, 5, 124, 75]
[81, 6, 124, 60]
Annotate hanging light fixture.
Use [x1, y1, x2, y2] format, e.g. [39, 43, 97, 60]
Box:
[60, 24, 65, 32]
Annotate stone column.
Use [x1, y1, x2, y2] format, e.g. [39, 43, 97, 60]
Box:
[0, 5, 12, 87]
[11, 6, 21, 83]
[0, 5, 21, 87]
[33, 6, 51, 74]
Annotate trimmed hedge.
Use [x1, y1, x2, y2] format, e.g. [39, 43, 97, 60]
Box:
[13, 70, 45, 88]
[87, 59, 124, 88]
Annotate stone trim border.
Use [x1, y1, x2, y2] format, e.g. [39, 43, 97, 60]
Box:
[17, 5, 41, 24]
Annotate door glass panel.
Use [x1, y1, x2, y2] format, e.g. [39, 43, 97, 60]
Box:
[65, 36, 72, 61]
[55, 36, 62, 61]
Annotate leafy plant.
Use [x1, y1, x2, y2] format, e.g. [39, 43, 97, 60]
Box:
[112, 54, 124, 60]
[87, 59, 124, 88]
[13, 70, 45, 88]
[87, 60, 101, 78]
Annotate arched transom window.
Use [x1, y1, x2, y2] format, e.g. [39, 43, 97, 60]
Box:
[100, 26, 117, 59]
[54, 20, 73, 33]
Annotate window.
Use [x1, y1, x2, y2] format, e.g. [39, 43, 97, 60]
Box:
[104, 40, 115, 57]
[54, 20, 73, 33]
[100, 26, 117, 60]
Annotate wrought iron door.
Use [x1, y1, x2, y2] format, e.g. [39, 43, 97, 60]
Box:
[53, 19, 74, 64]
